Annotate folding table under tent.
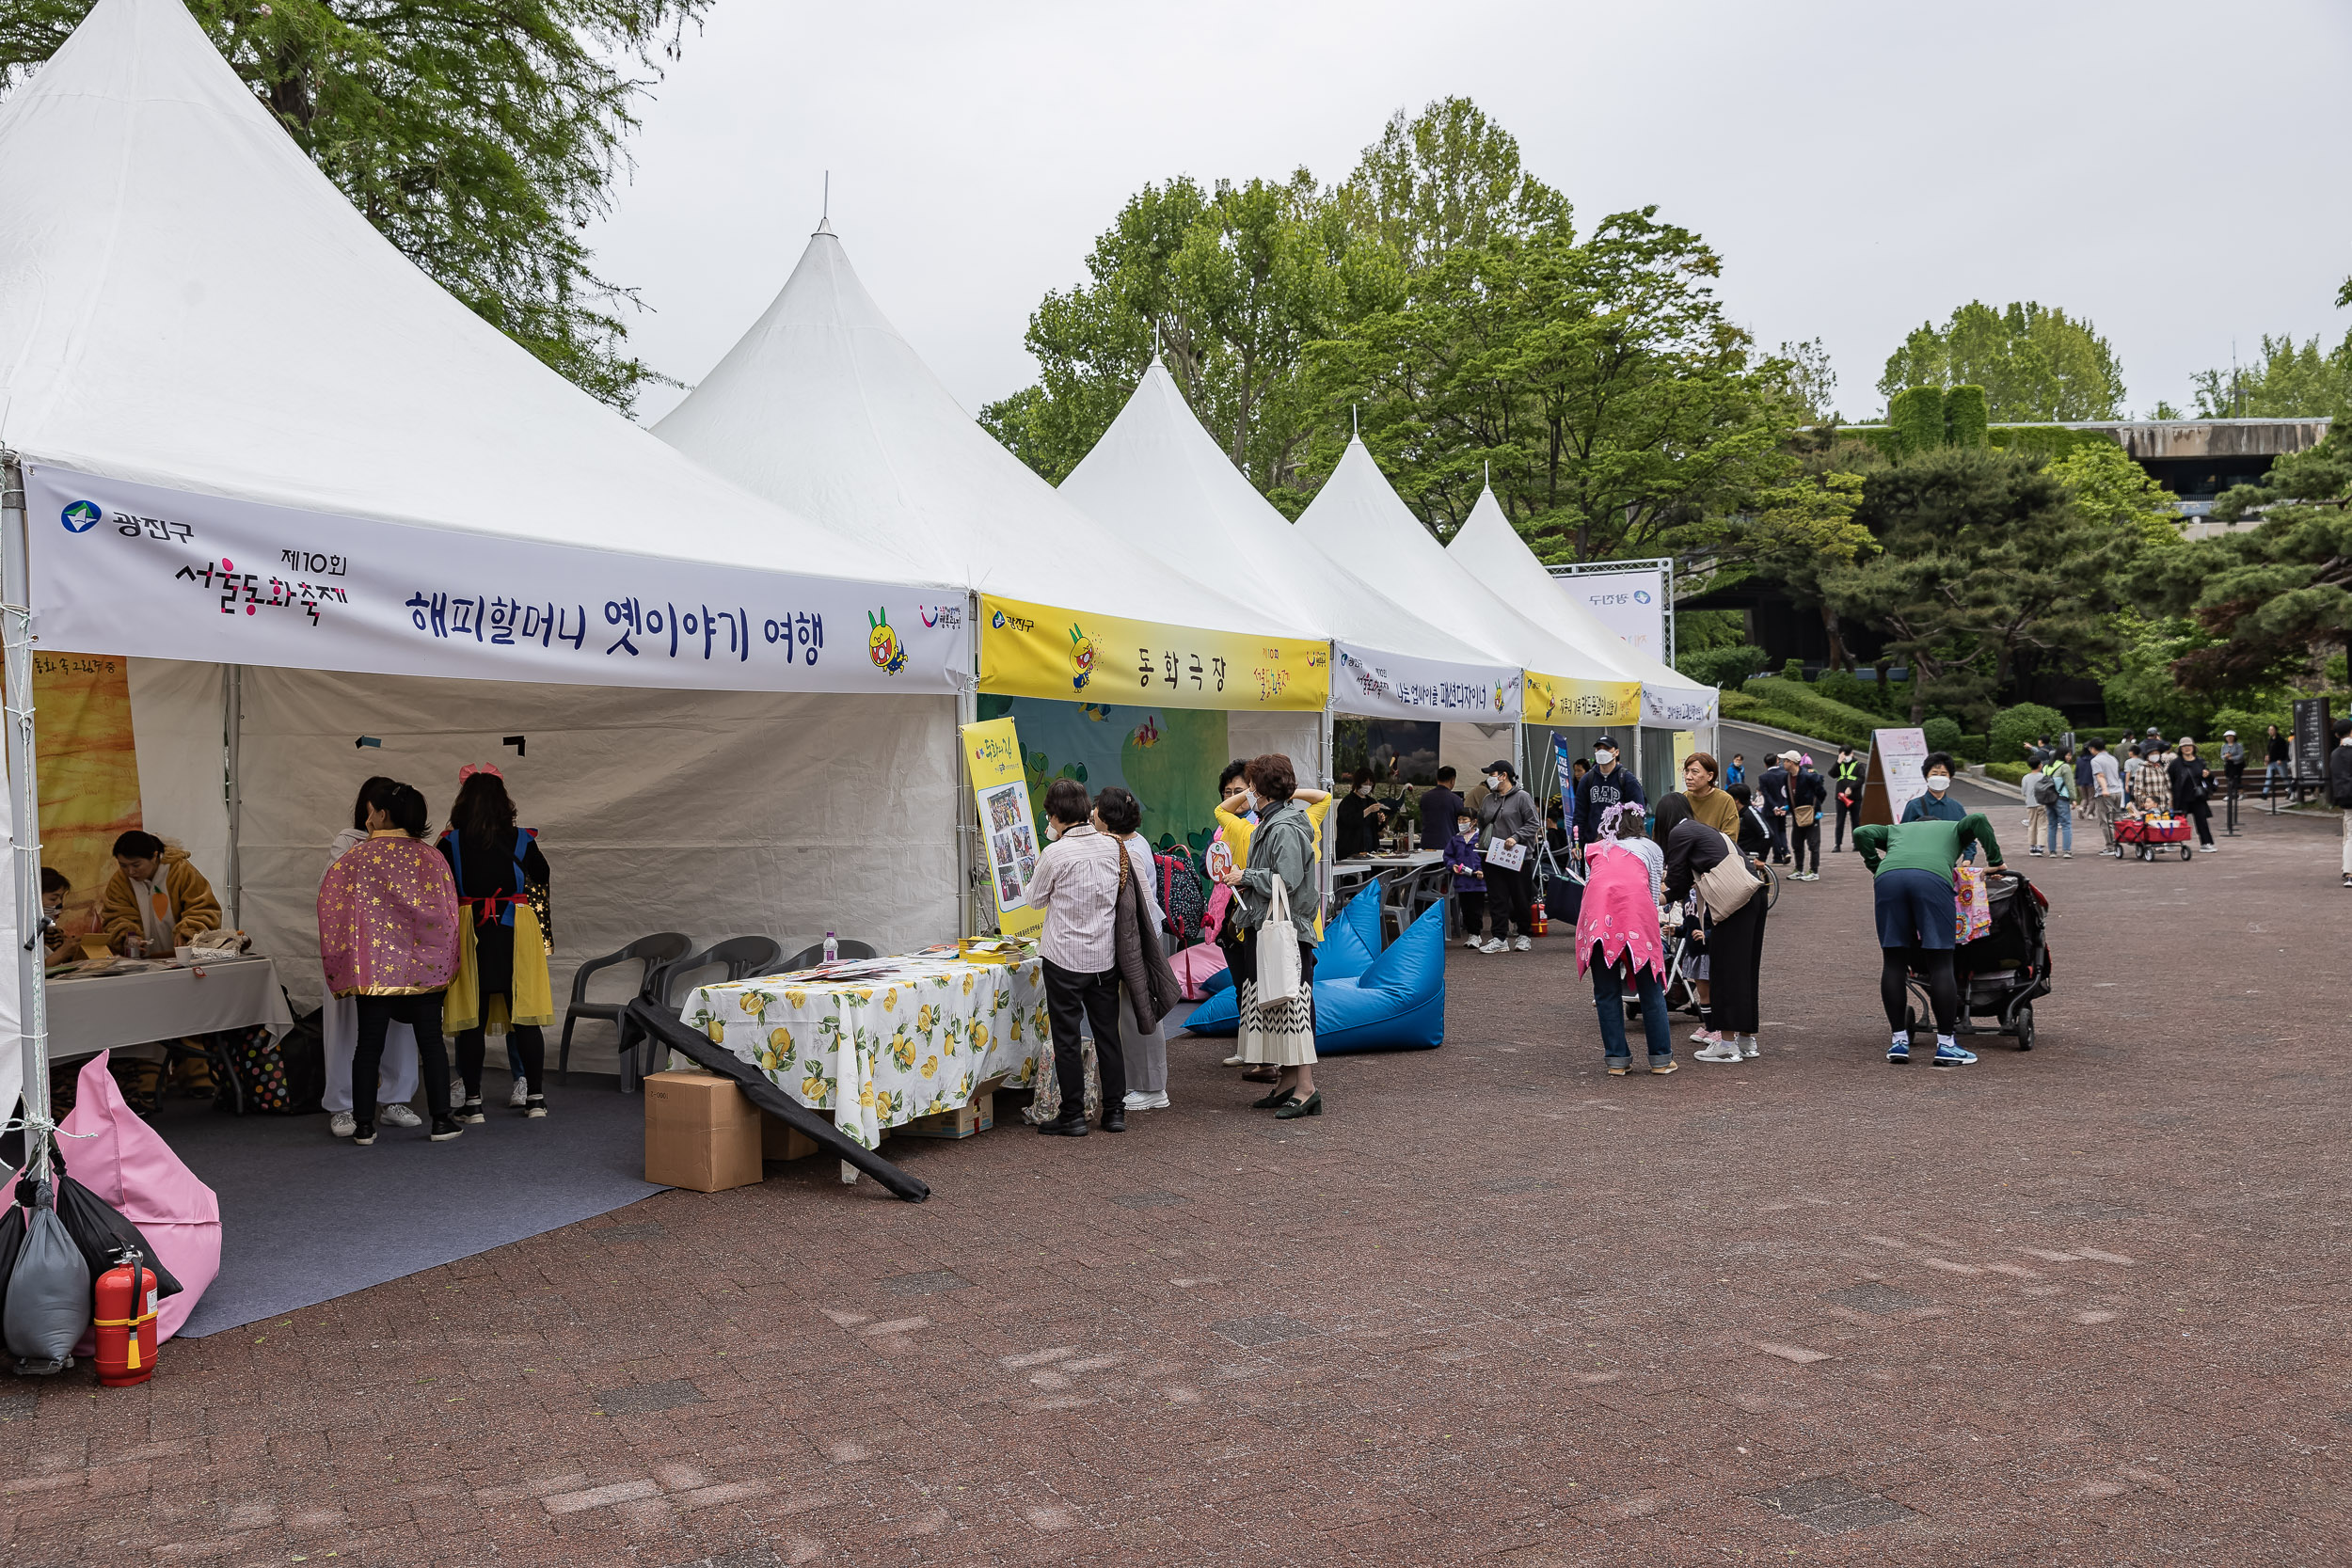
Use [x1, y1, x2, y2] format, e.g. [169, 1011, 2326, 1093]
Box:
[0, 0, 962, 1328]
[1292, 439, 1642, 790]
[651, 227, 1334, 911]
[1445, 487, 1721, 805]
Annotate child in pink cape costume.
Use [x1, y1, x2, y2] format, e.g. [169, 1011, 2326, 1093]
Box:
[1573, 802, 1677, 1076]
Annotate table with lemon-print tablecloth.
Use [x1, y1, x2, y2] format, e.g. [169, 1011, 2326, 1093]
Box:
[682, 952, 1051, 1149]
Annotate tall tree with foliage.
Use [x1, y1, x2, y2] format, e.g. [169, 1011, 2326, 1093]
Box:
[1821, 447, 2135, 723]
[1314, 209, 1797, 557]
[2139, 428, 2352, 694]
[981, 172, 1396, 492]
[0, 0, 707, 411]
[1878, 300, 2126, 421]
[1328, 95, 1571, 277]
[2188, 331, 2352, 420]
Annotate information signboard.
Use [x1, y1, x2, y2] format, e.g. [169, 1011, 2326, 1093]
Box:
[1859, 726, 1930, 827]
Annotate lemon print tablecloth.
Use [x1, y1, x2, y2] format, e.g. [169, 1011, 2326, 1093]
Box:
[682, 952, 1049, 1149]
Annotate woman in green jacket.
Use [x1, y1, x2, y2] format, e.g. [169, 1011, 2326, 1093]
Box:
[1852, 815, 2005, 1069]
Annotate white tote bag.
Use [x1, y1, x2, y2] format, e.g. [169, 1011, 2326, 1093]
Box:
[1254, 874, 1302, 1005]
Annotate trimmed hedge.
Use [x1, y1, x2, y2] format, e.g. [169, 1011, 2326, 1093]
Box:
[1984, 762, 2031, 785]
[1724, 677, 1888, 750]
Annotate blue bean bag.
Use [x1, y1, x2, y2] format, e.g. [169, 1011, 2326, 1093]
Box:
[1181, 895, 1443, 1053]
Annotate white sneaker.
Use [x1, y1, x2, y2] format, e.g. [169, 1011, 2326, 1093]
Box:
[1693, 1041, 1742, 1063]
[508, 1076, 531, 1108]
[378, 1103, 423, 1128]
[1462, 935, 1484, 949]
[329, 1110, 357, 1138]
[1480, 938, 1506, 955]
[451, 1075, 467, 1109]
[1221, 1053, 1246, 1067]
[2199, 844, 2217, 853]
[1740, 1036, 1760, 1059]
[1512, 936, 1532, 952]
[1122, 1090, 1170, 1111]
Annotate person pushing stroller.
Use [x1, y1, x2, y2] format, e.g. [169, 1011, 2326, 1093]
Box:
[1851, 811, 2006, 1069]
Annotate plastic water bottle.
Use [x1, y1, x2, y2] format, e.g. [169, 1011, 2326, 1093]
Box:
[822, 930, 837, 963]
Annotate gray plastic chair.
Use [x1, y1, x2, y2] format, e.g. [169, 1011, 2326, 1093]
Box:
[621, 936, 787, 1091]
[781, 938, 880, 970]
[560, 931, 691, 1083]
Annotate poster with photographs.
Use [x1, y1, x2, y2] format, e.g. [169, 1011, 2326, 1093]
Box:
[962, 717, 1043, 937]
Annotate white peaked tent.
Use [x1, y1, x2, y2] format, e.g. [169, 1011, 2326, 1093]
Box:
[1295, 439, 1642, 752]
[1058, 362, 1519, 727]
[652, 225, 1329, 768]
[0, 0, 966, 1096]
[1447, 488, 1720, 732]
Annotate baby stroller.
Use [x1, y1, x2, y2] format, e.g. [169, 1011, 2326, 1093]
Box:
[2115, 812, 2193, 862]
[1907, 869, 2052, 1050]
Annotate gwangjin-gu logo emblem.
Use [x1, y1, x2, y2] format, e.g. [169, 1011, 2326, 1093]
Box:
[1633, 589, 1652, 605]
[60, 500, 102, 533]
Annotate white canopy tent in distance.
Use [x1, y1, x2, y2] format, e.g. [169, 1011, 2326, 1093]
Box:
[652, 227, 1334, 924]
[1057, 361, 1527, 880]
[1293, 439, 1644, 812]
[1446, 488, 1720, 808]
[0, 0, 971, 1174]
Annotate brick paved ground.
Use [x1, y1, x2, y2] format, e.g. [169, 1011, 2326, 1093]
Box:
[5, 807, 2347, 1565]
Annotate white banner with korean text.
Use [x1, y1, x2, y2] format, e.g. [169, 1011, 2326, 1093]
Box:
[24, 466, 963, 695]
[1329, 641, 1522, 722]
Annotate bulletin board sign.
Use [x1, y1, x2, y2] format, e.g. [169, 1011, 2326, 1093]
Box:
[961, 717, 1042, 938]
[1859, 726, 1930, 826]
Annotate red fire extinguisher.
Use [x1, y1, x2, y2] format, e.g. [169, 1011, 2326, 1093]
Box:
[94, 1249, 160, 1387]
[1530, 892, 1548, 936]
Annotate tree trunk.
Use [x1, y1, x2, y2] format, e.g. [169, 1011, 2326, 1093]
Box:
[1820, 604, 1851, 674]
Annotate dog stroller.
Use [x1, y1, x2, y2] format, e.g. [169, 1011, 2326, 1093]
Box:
[1907, 868, 2052, 1050]
[2115, 813, 2193, 862]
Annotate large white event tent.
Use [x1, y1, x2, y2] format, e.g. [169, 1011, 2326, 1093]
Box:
[0, 0, 967, 1117]
[1295, 438, 1643, 779]
[651, 226, 1334, 822]
[1446, 487, 1720, 787]
[1057, 361, 1522, 754]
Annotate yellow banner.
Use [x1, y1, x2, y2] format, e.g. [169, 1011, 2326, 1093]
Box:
[961, 716, 1042, 938]
[1523, 670, 1641, 728]
[978, 594, 1328, 712]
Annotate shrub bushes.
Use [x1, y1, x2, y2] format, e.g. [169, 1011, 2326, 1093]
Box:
[1921, 717, 1963, 754]
[1734, 677, 1885, 750]
[1677, 643, 1770, 688]
[1814, 668, 1880, 715]
[1984, 762, 2030, 785]
[1990, 703, 2068, 763]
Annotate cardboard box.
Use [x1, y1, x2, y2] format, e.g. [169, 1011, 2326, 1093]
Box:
[644, 1070, 763, 1192]
[896, 1090, 993, 1140]
[760, 1110, 819, 1162]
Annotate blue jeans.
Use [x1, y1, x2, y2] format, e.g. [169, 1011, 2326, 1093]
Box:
[1592, 959, 1672, 1064]
[2048, 799, 2072, 853]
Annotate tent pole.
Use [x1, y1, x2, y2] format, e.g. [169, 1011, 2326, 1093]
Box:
[956, 591, 979, 939]
[225, 662, 244, 931]
[2, 449, 55, 1181]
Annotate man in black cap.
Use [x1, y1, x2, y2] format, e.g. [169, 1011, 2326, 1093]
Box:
[1476, 759, 1542, 953]
[1570, 736, 1646, 864]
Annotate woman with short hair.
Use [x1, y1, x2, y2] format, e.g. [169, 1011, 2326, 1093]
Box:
[1212, 753, 1323, 1117]
[1092, 785, 1174, 1113]
[1025, 777, 1129, 1135]
[322, 776, 424, 1138]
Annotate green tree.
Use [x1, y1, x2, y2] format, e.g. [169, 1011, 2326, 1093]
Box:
[1313, 210, 1796, 556]
[0, 0, 705, 411]
[1878, 300, 2126, 421]
[2139, 429, 2352, 695]
[2048, 439, 2183, 548]
[2188, 332, 2352, 420]
[1328, 95, 1571, 277]
[980, 172, 1397, 491]
[1821, 447, 2135, 723]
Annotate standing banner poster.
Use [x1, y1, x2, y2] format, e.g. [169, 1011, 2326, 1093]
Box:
[977, 594, 1329, 712]
[1563, 568, 1667, 661]
[961, 717, 1043, 939]
[25, 466, 964, 695]
[2292, 698, 2332, 786]
[1860, 726, 1931, 826]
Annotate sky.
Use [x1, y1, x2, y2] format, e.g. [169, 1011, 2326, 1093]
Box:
[592, 0, 2352, 428]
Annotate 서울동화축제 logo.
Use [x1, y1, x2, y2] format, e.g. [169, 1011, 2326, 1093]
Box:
[866, 607, 908, 675]
[60, 500, 102, 533]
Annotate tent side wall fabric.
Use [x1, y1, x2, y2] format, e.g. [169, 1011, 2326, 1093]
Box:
[202, 670, 956, 1072]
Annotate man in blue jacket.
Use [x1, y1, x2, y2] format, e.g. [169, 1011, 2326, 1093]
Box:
[1571, 736, 1646, 862]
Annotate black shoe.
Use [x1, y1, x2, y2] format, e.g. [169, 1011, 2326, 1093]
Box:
[1036, 1113, 1089, 1137]
[458, 1099, 486, 1125]
[429, 1116, 465, 1142]
[1100, 1111, 1126, 1132]
[1249, 1085, 1295, 1109]
[351, 1121, 376, 1147]
[524, 1095, 547, 1119]
[1273, 1090, 1323, 1119]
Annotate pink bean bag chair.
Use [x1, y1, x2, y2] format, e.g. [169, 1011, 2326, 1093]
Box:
[60, 1052, 221, 1343]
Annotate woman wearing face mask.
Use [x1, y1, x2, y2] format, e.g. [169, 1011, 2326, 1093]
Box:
[1212, 753, 1324, 1117]
[1652, 753, 1739, 1054]
[1335, 768, 1390, 859]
